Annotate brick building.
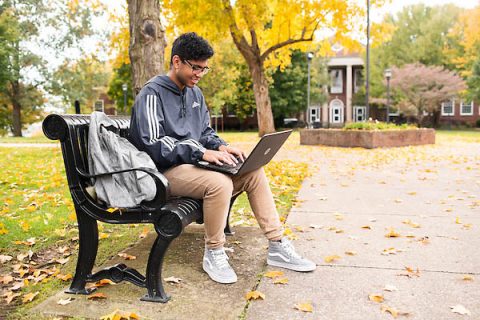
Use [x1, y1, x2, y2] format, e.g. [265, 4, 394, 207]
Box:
[438, 99, 480, 127]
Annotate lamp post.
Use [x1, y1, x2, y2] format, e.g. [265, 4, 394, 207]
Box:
[365, 0, 371, 120]
[384, 68, 392, 123]
[122, 83, 128, 115]
[306, 52, 314, 128]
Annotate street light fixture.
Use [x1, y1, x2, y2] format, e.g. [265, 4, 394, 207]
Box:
[366, 0, 371, 121]
[306, 52, 314, 128]
[384, 68, 392, 123]
[122, 83, 128, 115]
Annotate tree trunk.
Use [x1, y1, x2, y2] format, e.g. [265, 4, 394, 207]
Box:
[127, 0, 167, 96]
[11, 81, 22, 137]
[12, 101, 22, 137]
[248, 63, 276, 136]
[432, 110, 441, 128]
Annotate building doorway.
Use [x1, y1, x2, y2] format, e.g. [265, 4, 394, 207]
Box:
[329, 99, 344, 124]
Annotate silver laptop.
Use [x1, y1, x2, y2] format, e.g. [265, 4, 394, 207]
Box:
[195, 130, 292, 176]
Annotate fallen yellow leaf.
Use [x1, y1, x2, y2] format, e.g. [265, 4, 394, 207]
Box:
[245, 290, 265, 300]
[294, 302, 314, 312]
[462, 275, 474, 281]
[57, 273, 72, 281]
[118, 253, 136, 260]
[385, 228, 401, 238]
[100, 309, 139, 320]
[264, 270, 284, 278]
[87, 292, 107, 300]
[94, 279, 115, 287]
[324, 255, 341, 263]
[273, 277, 289, 284]
[380, 305, 398, 317]
[368, 294, 384, 303]
[22, 291, 39, 303]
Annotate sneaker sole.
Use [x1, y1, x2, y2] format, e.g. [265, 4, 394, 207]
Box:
[202, 262, 238, 284]
[267, 258, 316, 272]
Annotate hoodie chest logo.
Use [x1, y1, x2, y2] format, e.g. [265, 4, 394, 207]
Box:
[192, 101, 200, 109]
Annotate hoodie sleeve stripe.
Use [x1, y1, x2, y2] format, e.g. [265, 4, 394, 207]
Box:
[146, 94, 160, 143]
[160, 136, 175, 150]
[146, 95, 154, 142]
[152, 95, 160, 140]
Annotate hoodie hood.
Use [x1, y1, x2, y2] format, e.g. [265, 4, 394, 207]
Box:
[145, 75, 189, 117]
[145, 74, 187, 96]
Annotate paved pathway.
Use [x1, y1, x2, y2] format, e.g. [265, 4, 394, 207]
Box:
[247, 137, 480, 319]
[33, 133, 480, 319]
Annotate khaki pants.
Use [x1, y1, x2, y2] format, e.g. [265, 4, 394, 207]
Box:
[163, 164, 284, 249]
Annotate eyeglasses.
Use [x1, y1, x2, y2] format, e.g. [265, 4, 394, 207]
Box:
[182, 59, 210, 75]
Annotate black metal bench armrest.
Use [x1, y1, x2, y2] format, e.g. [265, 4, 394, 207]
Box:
[77, 167, 170, 210]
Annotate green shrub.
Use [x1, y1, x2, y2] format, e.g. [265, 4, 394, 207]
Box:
[343, 121, 418, 131]
[476, 119, 480, 128]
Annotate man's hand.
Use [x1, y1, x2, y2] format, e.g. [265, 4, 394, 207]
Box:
[218, 145, 246, 162]
[202, 149, 237, 166]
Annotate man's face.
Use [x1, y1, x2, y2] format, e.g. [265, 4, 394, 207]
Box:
[172, 55, 209, 88]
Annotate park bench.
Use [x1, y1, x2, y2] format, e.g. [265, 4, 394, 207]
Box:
[42, 113, 238, 303]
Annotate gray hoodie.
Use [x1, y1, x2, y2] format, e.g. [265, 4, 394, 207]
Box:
[129, 74, 228, 172]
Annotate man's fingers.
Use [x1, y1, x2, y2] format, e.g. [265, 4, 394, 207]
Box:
[241, 152, 246, 161]
[219, 153, 233, 165]
[229, 153, 238, 163]
[220, 151, 235, 164]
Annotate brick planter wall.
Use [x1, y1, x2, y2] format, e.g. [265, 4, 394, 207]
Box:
[299, 128, 435, 148]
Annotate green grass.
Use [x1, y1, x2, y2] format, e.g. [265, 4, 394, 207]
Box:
[0, 136, 55, 144]
[343, 121, 418, 130]
[436, 129, 480, 142]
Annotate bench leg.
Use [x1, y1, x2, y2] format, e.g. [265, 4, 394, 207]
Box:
[224, 193, 241, 236]
[65, 208, 98, 295]
[140, 235, 172, 303]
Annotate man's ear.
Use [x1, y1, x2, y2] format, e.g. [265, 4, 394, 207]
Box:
[172, 55, 182, 70]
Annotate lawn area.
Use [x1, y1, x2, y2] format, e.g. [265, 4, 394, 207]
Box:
[0, 135, 310, 319]
[435, 128, 480, 143]
[0, 136, 55, 144]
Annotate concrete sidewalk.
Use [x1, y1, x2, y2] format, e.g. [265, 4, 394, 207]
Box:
[246, 144, 480, 319]
[33, 225, 268, 320]
[31, 138, 480, 319]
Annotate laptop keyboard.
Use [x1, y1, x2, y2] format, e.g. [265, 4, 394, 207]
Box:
[201, 157, 244, 174]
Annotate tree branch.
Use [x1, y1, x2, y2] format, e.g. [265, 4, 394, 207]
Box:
[260, 36, 313, 62]
[260, 19, 321, 62]
[221, 0, 253, 59]
[250, 29, 260, 55]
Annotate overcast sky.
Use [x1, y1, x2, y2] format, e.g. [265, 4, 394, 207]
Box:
[49, 0, 480, 66]
[372, 0, 479, 21]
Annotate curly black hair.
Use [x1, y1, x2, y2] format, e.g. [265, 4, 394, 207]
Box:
[170, 32, 214, 66]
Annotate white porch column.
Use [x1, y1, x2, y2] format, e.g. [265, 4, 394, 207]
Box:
[322, 102, 328, 126]
[346, 64, 352, 123]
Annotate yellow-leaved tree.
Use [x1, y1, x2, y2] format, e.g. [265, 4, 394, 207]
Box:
[446, 5, 480, 77]
[163, 0, 367, 135]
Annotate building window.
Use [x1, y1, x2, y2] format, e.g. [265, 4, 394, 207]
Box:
[354, 69, 363, 93]
[353, 106, 366, 122]
[441, 99, 454, 116]
[308, 106, 320, 124]
[330, 69, 343, 94]
[460, 101, 473, 115]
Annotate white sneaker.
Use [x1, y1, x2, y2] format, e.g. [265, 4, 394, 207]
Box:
[267, 237, 316, 272]
[203, 247, 238, 284]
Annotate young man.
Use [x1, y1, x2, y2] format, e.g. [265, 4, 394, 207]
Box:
[129, 32, 316, 284]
